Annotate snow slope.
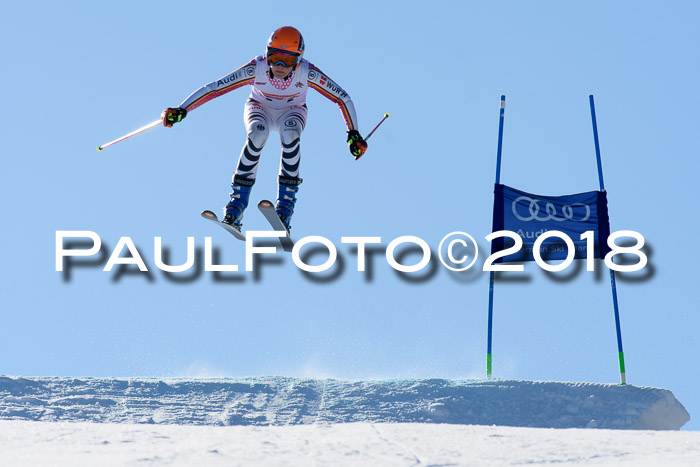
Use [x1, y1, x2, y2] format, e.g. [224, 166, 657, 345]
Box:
[0, 377, 695, 465]
[0, 377, 689, 430]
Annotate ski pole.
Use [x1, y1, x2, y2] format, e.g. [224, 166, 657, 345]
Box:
[365, 113, 390, 141]
[354, 113, 389, 161]
[97, 117, 163, 152]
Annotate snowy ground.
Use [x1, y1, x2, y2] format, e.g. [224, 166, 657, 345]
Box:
[3, 420, 700, 466]
[0, 377, 695, 465]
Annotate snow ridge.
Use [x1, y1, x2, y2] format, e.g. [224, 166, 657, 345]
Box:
[0, 377, 689, 430]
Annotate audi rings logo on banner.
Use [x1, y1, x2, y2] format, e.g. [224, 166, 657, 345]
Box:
[512, 196, 591, 222]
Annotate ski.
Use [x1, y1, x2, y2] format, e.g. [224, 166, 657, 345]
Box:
[201, 210, 246, 241]
[257, 200, 294, 252]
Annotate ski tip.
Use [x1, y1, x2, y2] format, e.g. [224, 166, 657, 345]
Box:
[384, 113, 390, 118]
[96, 146, 103, 152]
[201, 210, 218, 220]
[258, 200, 274, 209]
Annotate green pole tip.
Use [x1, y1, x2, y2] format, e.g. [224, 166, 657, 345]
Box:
[385, 113, 390, 118]
[97, 146, 102, 152]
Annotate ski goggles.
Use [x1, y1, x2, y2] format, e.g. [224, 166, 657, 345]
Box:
[267, 49, 300, 68]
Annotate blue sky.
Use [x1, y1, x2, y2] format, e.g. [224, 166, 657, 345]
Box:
[2, 1, 699, 429]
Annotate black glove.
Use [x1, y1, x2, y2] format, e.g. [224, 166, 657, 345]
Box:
[347, 130, 367, 159]
[161, 107, 187, 127]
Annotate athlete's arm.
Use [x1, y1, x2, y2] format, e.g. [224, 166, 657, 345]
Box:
[307, 64, 359, 131]
[179, 58, 257, 112]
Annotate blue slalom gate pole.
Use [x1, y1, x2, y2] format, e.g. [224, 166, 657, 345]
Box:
[589, 95, 626, 385]
[494, 95, 506, 186]
[487, 271, 495, 377]
[487, 95, 506, 378]
[589, 95, 606, 191]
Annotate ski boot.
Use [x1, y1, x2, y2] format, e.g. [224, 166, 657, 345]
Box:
[275, 175, 302, 232]
[223, 176, 254, 230]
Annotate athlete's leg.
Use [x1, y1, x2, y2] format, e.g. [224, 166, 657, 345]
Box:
[275, 105, 308, 230]
[235, 99, 272, 182]
[223, 100, 272, 226]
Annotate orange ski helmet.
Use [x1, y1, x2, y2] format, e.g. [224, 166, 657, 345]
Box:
[266, 26, 305, 70]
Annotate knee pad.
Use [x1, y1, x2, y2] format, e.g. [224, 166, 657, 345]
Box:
[280, 119, 302, 147]
[247, 121, 270, 149]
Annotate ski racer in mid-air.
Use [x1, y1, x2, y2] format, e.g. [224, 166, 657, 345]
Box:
[161, 26, 367, 232]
